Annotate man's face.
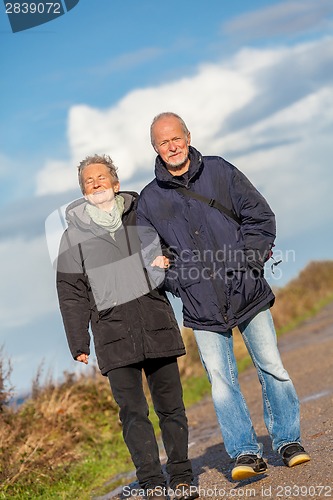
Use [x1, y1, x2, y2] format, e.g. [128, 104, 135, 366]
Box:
[82, 163, 119, 206]
[152, 116, 191, 173]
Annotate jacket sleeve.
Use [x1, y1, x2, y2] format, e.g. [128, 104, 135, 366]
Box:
[56, 231, 91, 359]
[229, 163, 276, 271]
[136, 195, 178, 294]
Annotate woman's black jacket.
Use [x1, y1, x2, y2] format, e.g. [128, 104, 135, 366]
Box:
[56, 192, 185, 375]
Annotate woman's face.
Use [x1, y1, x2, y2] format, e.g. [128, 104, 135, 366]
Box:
[82, 163, 119, 207]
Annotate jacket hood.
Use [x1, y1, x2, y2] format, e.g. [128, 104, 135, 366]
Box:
[65, 191, 137, 230]
[155, 146, 203, 186]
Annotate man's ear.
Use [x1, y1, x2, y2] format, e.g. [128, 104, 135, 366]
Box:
[187, 132, 191, 145]
[114, 182, 120, 193]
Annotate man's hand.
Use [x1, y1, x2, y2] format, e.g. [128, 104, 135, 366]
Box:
[151, 255, 170, 269]
[76, 353, 89, 364]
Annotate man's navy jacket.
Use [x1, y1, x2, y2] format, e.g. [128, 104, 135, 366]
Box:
[137, 146, 276, 332]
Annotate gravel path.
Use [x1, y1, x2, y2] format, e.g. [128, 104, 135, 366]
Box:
[96, 302, 333, 500]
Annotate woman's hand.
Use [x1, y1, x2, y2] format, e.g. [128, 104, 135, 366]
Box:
[76, 353, 89, 364]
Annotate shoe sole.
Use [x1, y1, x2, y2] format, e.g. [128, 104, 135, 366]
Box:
[287, 453, 311, 467]
[232, 465, 267, 481]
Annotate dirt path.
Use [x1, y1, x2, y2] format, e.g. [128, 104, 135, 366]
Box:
[96, 302, 333, 499]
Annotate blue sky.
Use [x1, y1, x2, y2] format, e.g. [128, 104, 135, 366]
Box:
[1, 0, 333, 395]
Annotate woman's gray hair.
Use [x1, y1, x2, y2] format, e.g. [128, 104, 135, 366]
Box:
[78, 154, 119, 194]
[150, 112, 189, 147]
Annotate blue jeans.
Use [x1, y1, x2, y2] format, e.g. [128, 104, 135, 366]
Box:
[194, 306, 301, 458]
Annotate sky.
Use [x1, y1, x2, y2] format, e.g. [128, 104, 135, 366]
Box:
[1, 0, 333, 395]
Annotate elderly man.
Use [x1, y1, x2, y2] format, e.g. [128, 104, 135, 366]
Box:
[137, 112, 310, 481]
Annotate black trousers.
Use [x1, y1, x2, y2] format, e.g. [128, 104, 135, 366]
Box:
[107, 357, 193, 489]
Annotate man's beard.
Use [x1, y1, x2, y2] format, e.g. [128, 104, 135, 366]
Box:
[166, 154, 189, 172]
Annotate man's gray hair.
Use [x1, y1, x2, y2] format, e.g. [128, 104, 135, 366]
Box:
[78, 154, 119, 194]
[150, 112, 190, 147]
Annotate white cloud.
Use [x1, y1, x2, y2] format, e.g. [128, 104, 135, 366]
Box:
[36, 159, 77, 196]
[35, 36, 333, 243]
[66, 63, 253, 172]
[221, 84, 333, 237]
[35, 58, 254, 193]
[220, 85, 333, 161]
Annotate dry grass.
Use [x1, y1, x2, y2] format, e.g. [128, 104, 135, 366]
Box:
[178, 327, 204, 378]
[272, 260, 333, 331]
[0, 347, 13, 411]
[0, 369, 120, 492]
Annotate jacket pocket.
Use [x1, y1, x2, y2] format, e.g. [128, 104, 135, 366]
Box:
[98, 306, 124, 321]
[95, 307, 126, 343]
[143, 297, 177, 332]
[229, 268, 269, 319]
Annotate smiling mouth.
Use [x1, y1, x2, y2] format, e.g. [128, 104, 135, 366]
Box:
[93, 190, 106, 195]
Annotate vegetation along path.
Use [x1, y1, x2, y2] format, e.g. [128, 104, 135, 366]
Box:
[97, 300, 333, 500]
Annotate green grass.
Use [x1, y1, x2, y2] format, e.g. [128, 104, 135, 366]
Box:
[1, 425, 132, 499]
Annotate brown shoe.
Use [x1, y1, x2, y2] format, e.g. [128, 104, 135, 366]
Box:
[232, 454, 267, 481]
[280, 443, 311, 467]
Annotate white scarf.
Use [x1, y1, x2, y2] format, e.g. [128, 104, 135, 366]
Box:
[85, 195, 125, 239]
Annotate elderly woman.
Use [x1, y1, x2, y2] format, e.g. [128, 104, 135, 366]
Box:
[56, 155, 198, 500]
